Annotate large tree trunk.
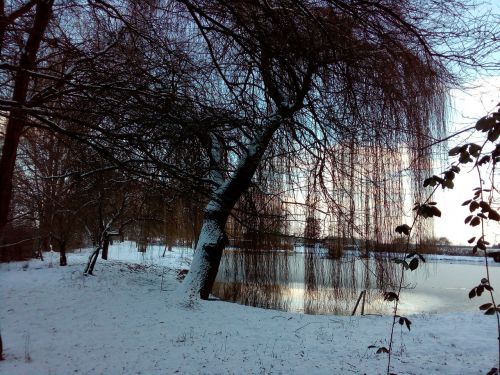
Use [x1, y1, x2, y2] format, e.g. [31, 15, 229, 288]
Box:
[0, 121, 23, 230]
[178, 212, 228, 301]
[0, 0, 53, 231]
[179, 117, 282, 301]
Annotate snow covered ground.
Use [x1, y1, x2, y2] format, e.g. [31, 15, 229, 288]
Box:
[1, 241, 498, 374]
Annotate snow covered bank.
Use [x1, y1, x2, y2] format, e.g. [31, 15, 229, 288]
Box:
[1, 242, 497, 374]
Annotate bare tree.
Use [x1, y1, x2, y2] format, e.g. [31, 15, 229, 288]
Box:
[15, 129, 87, 265]
[0, 1, 498, 309]
[0, 0, 495, 362]
[171, 0, 458, 301]
[15, 0, 498, 302]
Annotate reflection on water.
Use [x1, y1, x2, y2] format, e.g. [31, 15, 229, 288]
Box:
[212, 248, 500, 315]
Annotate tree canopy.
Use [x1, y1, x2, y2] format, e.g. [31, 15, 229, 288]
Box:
[0, 0, 498, 297]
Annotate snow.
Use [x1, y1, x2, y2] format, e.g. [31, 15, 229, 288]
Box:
[1, 241, 498, 374]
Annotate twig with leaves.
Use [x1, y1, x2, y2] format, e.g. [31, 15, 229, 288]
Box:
[453, 108, 500, 375]
[372, 105, 500, 375]
[372, 187, 441, 373]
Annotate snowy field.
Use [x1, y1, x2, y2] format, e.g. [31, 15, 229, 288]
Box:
[1, 241, 498, 374]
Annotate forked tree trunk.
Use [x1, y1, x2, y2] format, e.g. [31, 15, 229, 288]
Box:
[84, 247, 100, 275]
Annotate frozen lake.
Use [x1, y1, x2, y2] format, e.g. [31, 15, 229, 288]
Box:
[213, 249, 500, 315]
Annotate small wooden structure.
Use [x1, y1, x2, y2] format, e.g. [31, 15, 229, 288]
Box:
[351, 290, 366, 316]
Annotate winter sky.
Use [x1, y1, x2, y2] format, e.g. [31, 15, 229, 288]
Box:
[434, 75, 500, 245]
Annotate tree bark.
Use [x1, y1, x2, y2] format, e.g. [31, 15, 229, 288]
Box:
[101, 236, 109, 260]
[0, 0, 54, 231]
[59, 241, 67, 266]
[179, 215, 227, 301]
[198, 217, 228, 300]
